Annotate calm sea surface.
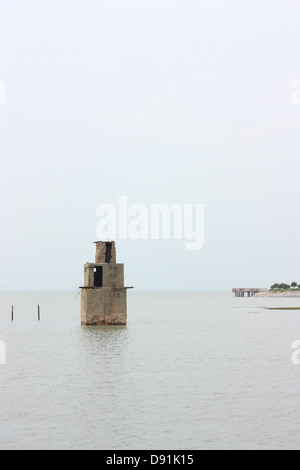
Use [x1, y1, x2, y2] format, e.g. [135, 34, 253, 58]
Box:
[0, 291, 299, 450]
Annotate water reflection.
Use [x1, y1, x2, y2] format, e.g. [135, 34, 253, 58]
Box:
[78, 325, 129, 365]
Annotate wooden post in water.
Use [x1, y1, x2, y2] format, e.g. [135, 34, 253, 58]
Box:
[11, 305, 13, 321]
[38, 304, 40, 321]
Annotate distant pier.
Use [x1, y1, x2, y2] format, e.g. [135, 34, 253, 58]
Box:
[232, 288, 267, 297]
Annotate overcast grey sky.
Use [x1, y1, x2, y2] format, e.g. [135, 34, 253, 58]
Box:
[0, 0, 299, 291]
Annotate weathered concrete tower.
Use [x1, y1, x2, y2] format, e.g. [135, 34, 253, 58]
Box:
[80, 241, 128, 325]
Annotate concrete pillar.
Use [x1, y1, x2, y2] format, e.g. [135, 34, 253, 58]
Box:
[81, 241, 127, 325]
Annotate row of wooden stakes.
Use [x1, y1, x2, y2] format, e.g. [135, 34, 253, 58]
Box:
[11, 304, 41, 321]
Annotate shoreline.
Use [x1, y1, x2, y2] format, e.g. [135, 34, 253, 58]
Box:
[255, 291, 300, 298]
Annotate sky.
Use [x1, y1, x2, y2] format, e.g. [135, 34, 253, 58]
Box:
[0, 0, 299, 291]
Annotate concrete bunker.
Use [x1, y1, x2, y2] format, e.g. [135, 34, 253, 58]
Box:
[80, 241, 130, 325]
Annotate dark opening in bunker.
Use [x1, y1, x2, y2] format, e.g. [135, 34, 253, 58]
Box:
[94, 266, 103, 287]
[105, 242, 112, 263]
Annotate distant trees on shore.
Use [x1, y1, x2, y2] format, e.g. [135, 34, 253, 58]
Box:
[270, 282, 300, 290]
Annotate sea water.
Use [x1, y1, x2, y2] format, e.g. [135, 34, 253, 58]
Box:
[0, 291, 299, 450]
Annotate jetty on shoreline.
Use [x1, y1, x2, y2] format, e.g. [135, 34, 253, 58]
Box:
[232, 288, 267, 297]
